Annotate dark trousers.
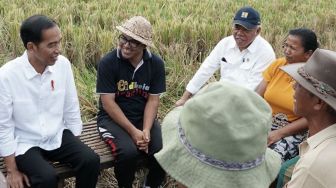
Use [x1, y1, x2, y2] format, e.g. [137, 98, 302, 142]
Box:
[98, 118, 165, 188]
[15, 129, 100, 188]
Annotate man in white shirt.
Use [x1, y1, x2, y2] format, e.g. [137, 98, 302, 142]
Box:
[176, 6, 275, 106]
[281, 49, 336, 188]
[0, 15, 100, 188]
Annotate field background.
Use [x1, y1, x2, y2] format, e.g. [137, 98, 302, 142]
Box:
[0, 0, 335, 187]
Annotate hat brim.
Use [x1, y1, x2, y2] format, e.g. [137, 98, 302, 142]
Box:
[281, 63, 336, 110]
[116, 26, 155, 48]
[155, 107, 281, 188]
[233, 20, 259, 30]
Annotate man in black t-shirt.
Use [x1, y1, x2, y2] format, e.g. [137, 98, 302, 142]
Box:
[96, 16, 166, 188]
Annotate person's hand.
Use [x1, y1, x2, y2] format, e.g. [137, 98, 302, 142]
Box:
[142, 129, 150, 143]
[6, 169, 30, 188]
[141, 129, 151, 153]
[175, 98, 188, 107]
[137, 130, 150, 153]
[131, 129, 148, 152]
[131, 128, 144, 144]
[175, 91, 192, 107]
[267, 129, 284, 146]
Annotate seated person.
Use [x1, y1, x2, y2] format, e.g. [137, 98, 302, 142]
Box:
[0, 15, 100, 188]
[96, 16, 166, 188]
[281, 48, 336, 187]
[155, 81, 281, 188]
[175, 6, 275, 106]
[256, 28, 319, 162]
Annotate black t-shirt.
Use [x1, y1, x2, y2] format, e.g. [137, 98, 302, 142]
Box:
[96, 49, 166, 123]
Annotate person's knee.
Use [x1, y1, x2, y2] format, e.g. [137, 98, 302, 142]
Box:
[38, 169, 58, 187]
[149, 132, 163, 154]
[118, 146, 139, 163]
[81, 150, 100, 170]
[151, 137, 163, 152]
[149, 123, 163, 152]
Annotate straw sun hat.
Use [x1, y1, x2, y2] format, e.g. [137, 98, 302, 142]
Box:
[281, 48, 336, 110]
[155, 81, 281, 188]
[116, 16, 154, 48]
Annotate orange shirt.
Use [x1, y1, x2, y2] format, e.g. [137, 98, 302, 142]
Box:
[263, 58, 299, 122]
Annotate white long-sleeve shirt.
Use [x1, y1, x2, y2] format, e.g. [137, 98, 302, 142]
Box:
[186, 35, 275, 94]
[0, 51, 82, 156]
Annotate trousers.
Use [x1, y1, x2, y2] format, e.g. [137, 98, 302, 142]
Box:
[15, 129, 100, 188]
[98, 118, 165, 188]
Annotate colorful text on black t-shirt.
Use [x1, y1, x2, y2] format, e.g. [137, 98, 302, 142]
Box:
[116, 80, 150, 98]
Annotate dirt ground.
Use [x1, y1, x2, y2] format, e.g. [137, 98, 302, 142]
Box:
[64, 167, 178, 188]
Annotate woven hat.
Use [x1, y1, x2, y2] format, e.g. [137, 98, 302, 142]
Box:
[233, 6, 261, 30]
[116, 16, 154, 48]
[155, 82, 281, 188]
[281, 48, 336, 110]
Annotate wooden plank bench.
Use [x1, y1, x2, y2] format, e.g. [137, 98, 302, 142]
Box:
[0, 121, 114, 188]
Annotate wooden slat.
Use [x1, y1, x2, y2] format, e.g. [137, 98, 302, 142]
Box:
[0, 121, 114, 178]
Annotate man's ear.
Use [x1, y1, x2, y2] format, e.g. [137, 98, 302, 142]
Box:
[26, 42, 35, 52]
[304, 50, 313, 60]
[313, 97, 327, 111]
[256, 26, 261, 35]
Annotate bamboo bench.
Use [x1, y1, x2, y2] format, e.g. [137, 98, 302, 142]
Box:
[0, 121, 114, 188]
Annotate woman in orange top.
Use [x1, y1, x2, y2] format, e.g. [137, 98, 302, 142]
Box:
[256, 28, 319, 162]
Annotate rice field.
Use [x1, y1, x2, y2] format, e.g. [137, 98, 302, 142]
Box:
[1, 0, 336, 120]
[1, 0, 336, 187]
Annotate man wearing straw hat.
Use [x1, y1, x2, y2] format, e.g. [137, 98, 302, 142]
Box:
[155, 81, 281, 188]
[280, 49, 336, 187]
[96, 16, 166, 188]
[175, 6, 275, 106]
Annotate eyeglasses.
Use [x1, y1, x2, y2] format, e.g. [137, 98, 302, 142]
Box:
[118, 35, 142, 48]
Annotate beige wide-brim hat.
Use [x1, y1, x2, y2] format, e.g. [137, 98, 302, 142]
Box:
[281, 48, 336, 110]
[155, 81, 281, 188]
[116, 16, 155, 48]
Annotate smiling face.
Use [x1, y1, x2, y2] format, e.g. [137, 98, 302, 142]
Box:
[118, 34, 146, 65]
[283, 35, 312, 64]
[232, 24, 260, 51]
[28, 25, 62, 73]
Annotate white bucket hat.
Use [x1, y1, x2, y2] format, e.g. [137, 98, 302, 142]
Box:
[116, 16, 154, 48]
[155, 81, 281, 188]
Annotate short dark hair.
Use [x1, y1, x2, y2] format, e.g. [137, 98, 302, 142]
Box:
[20, 15, 57, 49]
[288, 28, 319, 52]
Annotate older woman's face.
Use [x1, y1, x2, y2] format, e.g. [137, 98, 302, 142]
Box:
[283, 35, 311, 64]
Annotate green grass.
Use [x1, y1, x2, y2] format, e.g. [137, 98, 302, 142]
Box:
[1, 0, 336, 120]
